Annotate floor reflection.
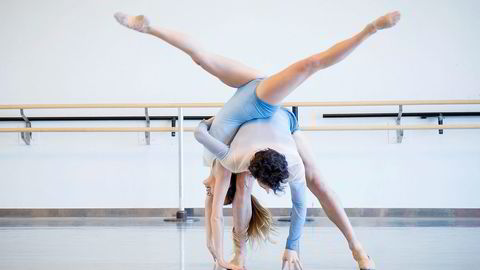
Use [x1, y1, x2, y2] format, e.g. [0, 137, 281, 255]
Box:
[0, 217, 479, 270]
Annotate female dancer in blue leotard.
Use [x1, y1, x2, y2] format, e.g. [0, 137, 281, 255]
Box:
[115, 11, 400, 270]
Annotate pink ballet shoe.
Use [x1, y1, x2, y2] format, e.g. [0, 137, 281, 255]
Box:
[373, 11, 401, 30]
[114, 12, 150, 33]
[353, 249, 376, 270]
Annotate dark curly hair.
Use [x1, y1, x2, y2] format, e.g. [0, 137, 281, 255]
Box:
[248, 148, 289, 194]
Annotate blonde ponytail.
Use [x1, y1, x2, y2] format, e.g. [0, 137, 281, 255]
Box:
[225, 174, 276, 246]
[247, 195, 276, 245]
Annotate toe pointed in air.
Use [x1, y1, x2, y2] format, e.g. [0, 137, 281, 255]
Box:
[113, 12, 127, 24]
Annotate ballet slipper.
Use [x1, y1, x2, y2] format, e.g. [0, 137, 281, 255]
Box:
[114, 12, 150, 33]
[216, 260, 243, 270]
[373, 11, 401, 30]
[352, 249, 376, 270]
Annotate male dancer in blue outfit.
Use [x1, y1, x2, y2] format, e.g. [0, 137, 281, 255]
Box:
[115, 10, 400, 270]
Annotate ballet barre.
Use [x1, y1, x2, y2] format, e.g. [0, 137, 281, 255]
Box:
[2, 112, 479, 137]
[1, 124, 479, 133]
[2, 100, 479, 221]
[1, 99, 479, 109]
[1, 99, 479, 144]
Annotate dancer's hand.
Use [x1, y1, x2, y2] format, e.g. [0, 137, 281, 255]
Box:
[281, 249, 303, 270]
[205, 116, 215, 127]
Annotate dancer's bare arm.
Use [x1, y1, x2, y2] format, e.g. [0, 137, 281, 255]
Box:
[204, 175, 216, 262]
[210, 162, 242, 270]
[230, 172, 253, 268]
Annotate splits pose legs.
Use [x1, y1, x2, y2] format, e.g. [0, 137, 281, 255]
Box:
[114, 11, 400, 105]
[115, 11, 400, 270]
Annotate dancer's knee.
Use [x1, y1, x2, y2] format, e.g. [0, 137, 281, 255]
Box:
[294, 58, 316, 76]
[307, 178, 329, 198]
[191, 54, 203, 66]
[306, 52, 336, 71]
[305, 167, 328, 195]
[303, 161, 319, 182]
[191, 50, 208, 66]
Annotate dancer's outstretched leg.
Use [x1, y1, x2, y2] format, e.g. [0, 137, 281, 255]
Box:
[293, 131, 376, 270]
[256, 11, 401, 105]
[114, 12, 264, 87]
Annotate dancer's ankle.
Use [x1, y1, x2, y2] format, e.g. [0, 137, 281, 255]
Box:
[144, 25, 152, 34]
[349, 240, 363, 251]
[365, 23, 377, 35]
[352, 246, 369, 261]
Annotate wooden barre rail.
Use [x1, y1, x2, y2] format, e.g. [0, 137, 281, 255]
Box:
[2, 102, 478, 221]
[1, 124, 479, 132]
[1, 100, 480, 109]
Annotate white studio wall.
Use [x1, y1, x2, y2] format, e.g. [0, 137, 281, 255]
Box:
[1, 0, 479, 209]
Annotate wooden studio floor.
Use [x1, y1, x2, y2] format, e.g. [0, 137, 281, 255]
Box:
[1, 217, 479, 270]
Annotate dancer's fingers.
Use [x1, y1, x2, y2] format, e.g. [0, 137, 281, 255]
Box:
[228, 263, 243, 270]
[206, 116, 215, 125]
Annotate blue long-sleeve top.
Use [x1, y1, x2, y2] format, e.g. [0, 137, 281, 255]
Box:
[286, 179, 307, 251]
[194, 109, 307, 251]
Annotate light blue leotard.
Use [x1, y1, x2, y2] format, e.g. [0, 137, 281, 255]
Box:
[208, 78, 279, 150]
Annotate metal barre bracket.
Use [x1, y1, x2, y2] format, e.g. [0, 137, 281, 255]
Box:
[171, 117, 177, 137]
[20, 109, 32, 145]
[292, 106, 299, 119]
[438, 113, 444, 134]
[396, 105, 404, 143]
[145, 108, 150, 145]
